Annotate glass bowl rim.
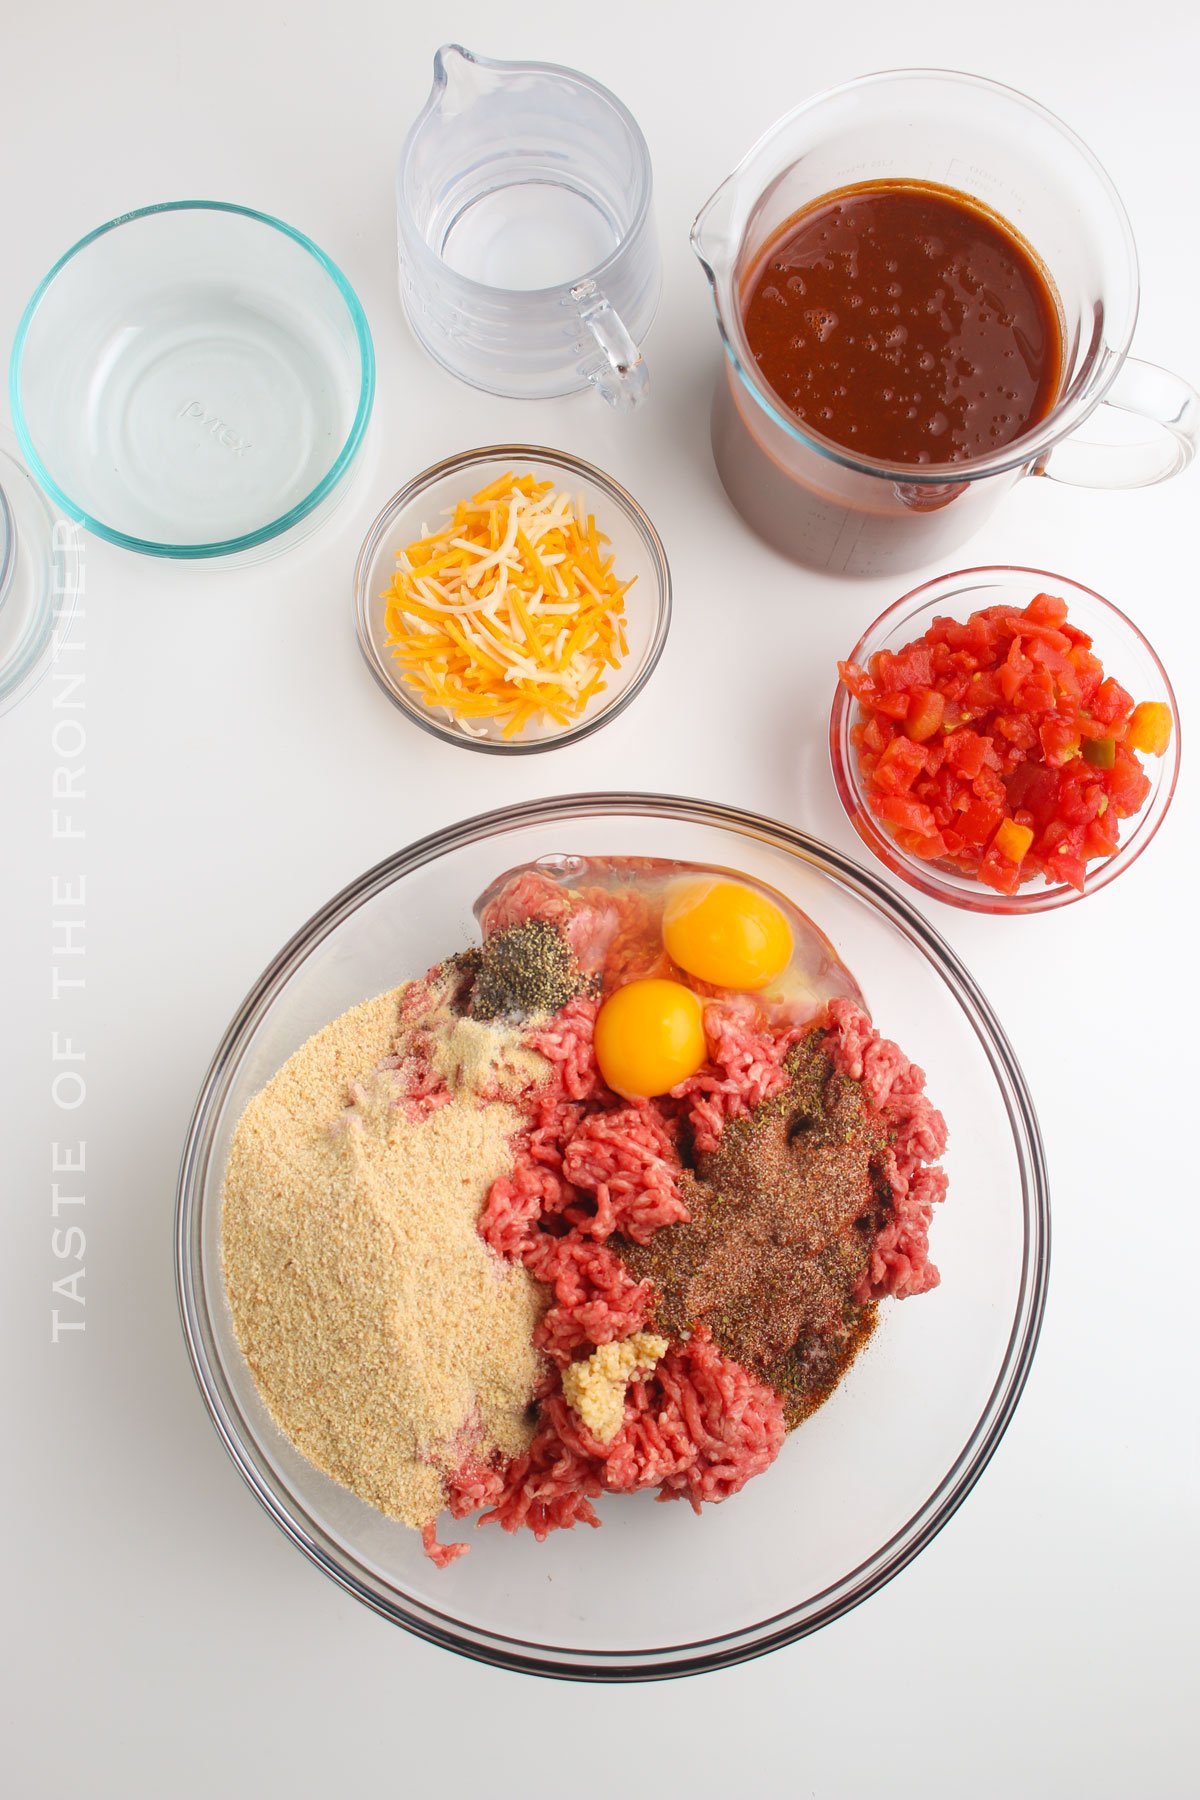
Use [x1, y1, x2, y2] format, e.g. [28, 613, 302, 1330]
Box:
[174, 790, 1049, 1680]
[0, 433, 82, 715]
[829, 564, 1180, 915]
[7, 200, 377, 560]
[0, 476, 14, 611]
[353, 445, 672, 754]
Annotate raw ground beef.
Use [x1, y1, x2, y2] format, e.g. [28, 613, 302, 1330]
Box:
[442, 1326, 785, 1548]
[419, 876, 948, 1564]
[826, 995, 949, 1301]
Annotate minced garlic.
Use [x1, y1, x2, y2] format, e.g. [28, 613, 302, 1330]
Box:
[561, 1332, 670, 1444]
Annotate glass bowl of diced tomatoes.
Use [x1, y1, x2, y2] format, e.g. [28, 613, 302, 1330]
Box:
[829, 568, 1179, 913]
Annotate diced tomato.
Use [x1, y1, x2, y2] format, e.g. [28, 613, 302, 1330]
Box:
[1083, 803, 1120, 859]
[998, 660, 1026, 705]
[994, 712, 1038, 752]
[873, 734, 927, 794]
[892, 826, 950, 861]
[942, 729, 989, 778]
[1053, 660, 1082, 708]
[1042, 841, 1087, 892]
[1038, 716, 1081, 767]
[872, 794, 939, 836]
[855, 715, 891, 756]
[1060, 622, 1093, 649]
[1015, 667, 1057, 713]
[837, 585, 1161, 896]
[837, 660, 875, 702]
[1025, 591, 1069, 628]
[918, 762, 959, 822]
[1010, 766, 1060, 831]
[1015, 621, 1073, 654]
[903, 686, 945, 742]
[1107, 751, 1151, 818]
[931, 613, 995, 655]
[891, 645, 934, 689]
[972, 765, 1007, 809]
[1068, 646, 1104, 705]
[978, 844, 1022, 895]
[956, 793, 1006, 846]
[871, 646, 934, 692]
[1056, 774, 1104, 827]
[1090, 675, 1135, 727]
[959, 671, 1005, 717]
[1077, 709, 1115, 742]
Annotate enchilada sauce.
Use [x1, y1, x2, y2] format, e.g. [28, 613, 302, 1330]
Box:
[741, 180, 1064, 467]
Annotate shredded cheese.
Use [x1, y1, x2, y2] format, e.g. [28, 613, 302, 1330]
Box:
[383, 472, 634, 738]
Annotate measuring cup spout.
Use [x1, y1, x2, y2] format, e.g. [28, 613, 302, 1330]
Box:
[429, 44, 495, 118]
[690, 174, 741, 293]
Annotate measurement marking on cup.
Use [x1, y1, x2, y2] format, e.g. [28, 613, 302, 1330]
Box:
[178, 400, 252, 456]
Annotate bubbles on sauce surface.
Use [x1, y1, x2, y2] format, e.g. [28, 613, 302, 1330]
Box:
[741, 180, 1063, 465]
[802, 308, 840, 344]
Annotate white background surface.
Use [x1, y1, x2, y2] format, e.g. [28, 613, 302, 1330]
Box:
[2, 1, 1196, 1794]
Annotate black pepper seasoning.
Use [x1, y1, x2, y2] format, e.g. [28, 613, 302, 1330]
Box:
[469, 919, 585, 1021]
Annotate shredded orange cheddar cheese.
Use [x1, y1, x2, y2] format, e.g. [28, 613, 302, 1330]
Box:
[383, 472, 634, 739]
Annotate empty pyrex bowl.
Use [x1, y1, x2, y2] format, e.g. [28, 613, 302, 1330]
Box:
[176, 794, 1048, 1680]
[9, 202, 375, 560]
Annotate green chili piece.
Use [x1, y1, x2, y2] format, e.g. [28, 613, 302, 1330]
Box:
[1082, 736, 1116, 769]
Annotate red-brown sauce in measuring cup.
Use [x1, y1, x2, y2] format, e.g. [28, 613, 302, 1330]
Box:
[741, 180, 1064, 466]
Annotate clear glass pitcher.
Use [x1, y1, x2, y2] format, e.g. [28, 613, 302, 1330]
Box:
[397, 45, 661, 408]
[692, 70, 1200, 575]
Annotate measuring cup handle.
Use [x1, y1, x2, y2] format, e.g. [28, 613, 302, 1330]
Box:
[1041, 357, 1200, 488]
[572, 280, 649, 411]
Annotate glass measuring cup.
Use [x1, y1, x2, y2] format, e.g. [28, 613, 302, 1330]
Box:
[396, 45, 660, 408]
[692, 70, 1200, 575]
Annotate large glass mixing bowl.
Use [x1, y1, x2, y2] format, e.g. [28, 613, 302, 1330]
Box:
[175, 794, 1048, 1680]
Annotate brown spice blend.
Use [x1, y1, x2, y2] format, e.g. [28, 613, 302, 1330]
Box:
[621, 1028, 892, 1427]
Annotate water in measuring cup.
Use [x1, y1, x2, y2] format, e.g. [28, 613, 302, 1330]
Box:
[439, 181, 620, 290]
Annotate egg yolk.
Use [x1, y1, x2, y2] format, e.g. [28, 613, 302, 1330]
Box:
[661, 879, 793, 991]
[593, 978, 707, 1100]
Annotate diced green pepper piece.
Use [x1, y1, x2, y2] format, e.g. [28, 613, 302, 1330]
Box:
[1082, 735, 1116, 769]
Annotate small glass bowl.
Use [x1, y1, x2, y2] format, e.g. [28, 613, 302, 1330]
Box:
[829, 567, 1180, 914]
[354, 445, 671, 753]
[0, 431, 80, 716]
[9, 202, 375, 561]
